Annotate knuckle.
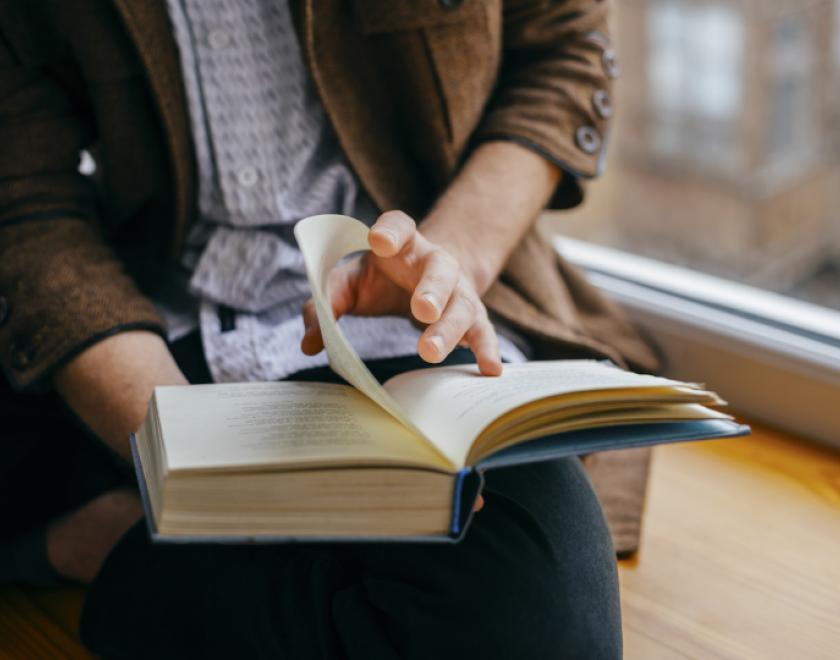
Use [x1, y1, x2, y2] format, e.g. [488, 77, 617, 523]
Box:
[433, 248, 458, 271]
[464, 321, 489, 347]
[434, 317, 461, 342]
[468, 318, 491, 340]
[381, 210, 416, 232]
[456, 291, 479, 318]
[422, 264, 454, 289]
[441, 318, 470, 343]
[402, 250, 421, 271]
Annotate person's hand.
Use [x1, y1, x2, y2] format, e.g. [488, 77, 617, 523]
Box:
[300, 210, 502, 377]
[473, 493, 485, 513]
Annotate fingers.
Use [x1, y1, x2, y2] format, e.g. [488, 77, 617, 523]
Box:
[418, 288, 476, 364]
[369, 210, 416, 258]
[305, 210, 502, 376]
[411, 249, 459, 324]
[300, 262, 361, 355]
[418, 284, 502, 376]
[464, 316, 502, 376]
[300, 298, 323, 355]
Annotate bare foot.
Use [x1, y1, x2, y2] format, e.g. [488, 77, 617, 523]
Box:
[46, 488, 143, 584]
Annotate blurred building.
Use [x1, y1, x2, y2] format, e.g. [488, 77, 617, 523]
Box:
[549, 0, 840, 308]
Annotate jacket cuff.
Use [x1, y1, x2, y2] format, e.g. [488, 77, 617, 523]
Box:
[473, 108, 610, 211]
[471, 24, 618, 211]
[0, 218, 167, 391]
[472, 133, 587, 210]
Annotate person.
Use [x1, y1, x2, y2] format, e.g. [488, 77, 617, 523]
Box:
[0, 0, 659, 657]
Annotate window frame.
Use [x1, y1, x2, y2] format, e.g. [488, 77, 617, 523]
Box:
[555, 236, 840, 450]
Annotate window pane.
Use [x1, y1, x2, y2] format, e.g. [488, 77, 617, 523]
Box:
[550, 0, 839, 312]
[768, 13, 812, 158]
[645, 2, 744, 167]
[647, 1, 686, 113]
[690, 5, 743, 119]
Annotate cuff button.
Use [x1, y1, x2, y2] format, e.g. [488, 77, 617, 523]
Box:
[583, 31, 611, 48]
[575, 126, 602, 155]
[602, 49, 621, 79]
[593, 89, 614, 119]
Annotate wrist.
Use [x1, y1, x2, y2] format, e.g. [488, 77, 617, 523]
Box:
[54, 331, 188, 458]
[418, 142, 561, 297]
[419, 219, 500, 296]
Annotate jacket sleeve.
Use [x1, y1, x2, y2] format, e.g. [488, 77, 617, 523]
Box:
[473, 0, 617, 209]
[0, 27, 165, 391]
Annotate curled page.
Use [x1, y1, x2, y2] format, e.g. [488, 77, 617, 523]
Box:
[294, 214, 452, 468]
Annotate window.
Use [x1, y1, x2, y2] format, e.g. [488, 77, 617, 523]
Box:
[645, 1, 744, 167]
[834, 0, 840, 65]
[548, 0, 840, 447]
[554, 0, 838, 310]
[767, 12, 813, 162]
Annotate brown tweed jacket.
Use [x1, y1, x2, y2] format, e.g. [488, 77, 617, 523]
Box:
[0, 0, 658, 553]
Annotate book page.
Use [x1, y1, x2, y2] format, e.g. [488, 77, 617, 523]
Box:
[383, 360, 710, 467]
[294, 214, 452, 468]
[154, 381, 449, 472]
[477, 403, 732, 461]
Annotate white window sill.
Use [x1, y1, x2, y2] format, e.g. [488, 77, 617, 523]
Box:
[555, 236, 840, 450]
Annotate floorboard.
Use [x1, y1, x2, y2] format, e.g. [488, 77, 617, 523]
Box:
[620, 424, 840, 659]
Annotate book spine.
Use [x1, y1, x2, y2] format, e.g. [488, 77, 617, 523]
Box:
[448, 468, 485, 542]
[449, 468, 472, 536]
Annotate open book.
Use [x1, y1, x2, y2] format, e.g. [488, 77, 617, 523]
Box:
[132, 214, 750, 542]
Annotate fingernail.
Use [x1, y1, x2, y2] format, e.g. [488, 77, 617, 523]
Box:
[376, 228, 397, 245]
[428, 335, 445, 357]
[421, 293, 438, 312]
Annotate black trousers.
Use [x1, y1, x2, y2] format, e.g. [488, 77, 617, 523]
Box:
[5, 334, 622, 659]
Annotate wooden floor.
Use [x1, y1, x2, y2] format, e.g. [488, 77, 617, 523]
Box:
[620, 424, 840, 659]
[1, 424, 839, 659]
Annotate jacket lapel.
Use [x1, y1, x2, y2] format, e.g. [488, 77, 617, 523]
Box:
[111, 0, 195, 256]
[111, 0, 428, 246]
[296, 0, 430, 217]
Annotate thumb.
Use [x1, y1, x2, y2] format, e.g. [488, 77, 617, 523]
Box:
[473, 493, 485, 513]
[300, 298, 324, 355]
[300, 263, 361, 355]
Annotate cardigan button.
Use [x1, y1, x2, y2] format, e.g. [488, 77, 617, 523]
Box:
[439, 0, 464, 8]
[575, 126, 602, 155]
[0, 297, 9, 327]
